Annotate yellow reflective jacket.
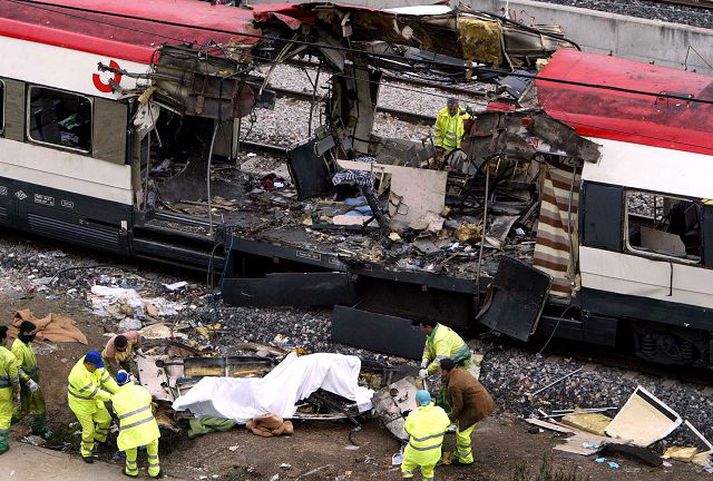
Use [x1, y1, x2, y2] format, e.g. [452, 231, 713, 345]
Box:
[422, 323, 471, 375]
[0, 346, 19, 391]
[67, 356, 118, 405]
[433, 107, 470, 150]
[112, 383, 160, 451]
[11, 338, 39, 383]
[403, 404, 450, 465]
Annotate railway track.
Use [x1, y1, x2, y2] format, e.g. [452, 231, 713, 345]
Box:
[646, 0, 713, 8]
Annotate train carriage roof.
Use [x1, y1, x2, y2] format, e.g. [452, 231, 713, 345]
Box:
[0, 0, 304, 63]
[537, 49, 713, 156]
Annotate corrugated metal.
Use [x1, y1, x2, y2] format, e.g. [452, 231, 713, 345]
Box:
[27, 213, 119, 251]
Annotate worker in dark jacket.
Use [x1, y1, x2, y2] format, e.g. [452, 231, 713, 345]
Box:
[440, 358, 495, 465]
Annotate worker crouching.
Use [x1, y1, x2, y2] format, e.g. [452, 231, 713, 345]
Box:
[402, 390, 450, 481]
[439, 358, 495, 465]
[112, 370, 161, 478]
[67, 350, 119, 462]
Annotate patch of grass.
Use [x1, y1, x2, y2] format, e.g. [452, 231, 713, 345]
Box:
[510, 458, 590, 481]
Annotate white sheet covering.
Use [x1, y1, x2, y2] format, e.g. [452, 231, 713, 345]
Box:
[172, 352, 374, 423]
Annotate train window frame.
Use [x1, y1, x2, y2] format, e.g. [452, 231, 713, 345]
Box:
[0, 78, 5, 135]
[623, 189, 702, 265]
[26, 85, 93, 154]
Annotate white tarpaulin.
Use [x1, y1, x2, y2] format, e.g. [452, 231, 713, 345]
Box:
[171, 352, 374, 423]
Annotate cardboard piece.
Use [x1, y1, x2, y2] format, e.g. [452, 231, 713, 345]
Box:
[337, 160, 447, 225]
[526, 418, 575, 434]
[605, 386, 682, 447]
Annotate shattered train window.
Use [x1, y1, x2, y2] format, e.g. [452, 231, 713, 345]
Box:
[28, 86, 92, 152]
[625, 190, 701, 263]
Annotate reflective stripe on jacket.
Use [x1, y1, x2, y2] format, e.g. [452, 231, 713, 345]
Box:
[67, 356, 118, 403]
[404, 404, 451, 465]
[11, 338, 39, 383]
[112, 383, 160, 451]
[0, 346, 19, 390]
[433, 107, 470, 150]
[422, 323, 471, 375]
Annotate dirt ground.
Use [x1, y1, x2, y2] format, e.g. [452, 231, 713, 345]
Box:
[2, 291, 710, 481]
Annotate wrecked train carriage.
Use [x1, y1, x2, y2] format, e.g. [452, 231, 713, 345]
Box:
[3, 1, 711, 367]
[0, 0, 568, 339]
[475, 50, 713, 367]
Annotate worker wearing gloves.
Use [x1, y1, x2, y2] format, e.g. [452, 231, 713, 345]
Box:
[67, 350, 119, 463]
[11, 321, 51, 438]
[102, 331, 143, 374]
[418, 319, 471, 379]
[0, 326, 20, 454]
[440, 358, 495, 465]
[402, 390, 450, 481]
[432, 98, 470, 166]
[111, 370, 161, 478]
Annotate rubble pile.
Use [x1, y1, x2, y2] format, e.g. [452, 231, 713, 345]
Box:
[475, 338, 713, 446]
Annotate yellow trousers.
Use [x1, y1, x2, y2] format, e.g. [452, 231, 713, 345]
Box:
[0, 388, 12, 453]
[455, 422, 475, 464]
[12, 384, 48, 434]
[125, 438, 160, 477]
[69, 399, 112, 458]
[401, 453, 436, 481]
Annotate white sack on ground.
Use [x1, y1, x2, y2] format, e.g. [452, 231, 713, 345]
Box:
[172, 352, 374, 423]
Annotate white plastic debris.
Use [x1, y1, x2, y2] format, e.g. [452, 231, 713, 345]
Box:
[163, 281, 188, 291]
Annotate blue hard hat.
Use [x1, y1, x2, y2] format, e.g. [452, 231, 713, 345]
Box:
[116, 370, 130, 386]
[85, 350, 104, 368]
[416, 390, 431, 406]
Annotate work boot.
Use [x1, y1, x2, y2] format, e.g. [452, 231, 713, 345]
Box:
[0, 445, 8, 455]
[82, 456, 94, 464]
[151, 470, 164, 479]
[123, 469, 138, 478]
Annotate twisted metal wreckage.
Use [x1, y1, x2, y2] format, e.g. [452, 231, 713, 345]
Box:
[3, 0, 713, 367]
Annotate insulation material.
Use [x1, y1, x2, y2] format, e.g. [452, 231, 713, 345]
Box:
[172, 352, 374, 423]
[561, 411, 613, 436]
[663, 446, 698, 462]
[533, 164, 580, 297]
[605, 386, 682, 447]
[457, 17, 502, 67]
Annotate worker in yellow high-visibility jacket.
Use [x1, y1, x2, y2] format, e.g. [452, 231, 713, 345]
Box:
[402, 390, 450, 481]
[418, 319, 471, 377]
[0, 326, 20, 455]
[67, 350, 118, 463]
[433, 98, 470, 153]
[111, 370, 161, 478]
[11, 320, 50, 438]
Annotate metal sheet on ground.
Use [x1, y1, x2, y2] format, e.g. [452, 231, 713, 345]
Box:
[331, 305, 425, 359]
[222, 272, 357, 307]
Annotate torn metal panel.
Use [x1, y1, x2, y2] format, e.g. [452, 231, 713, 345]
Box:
[151, 45, 256, 119]
[371, 376, 419, 441]
[477, 256, 552, 342]
[332, 306, 425, 360]
[222, 272, 358, 307]
[462, 110, 601, 162]
[286, 136, 336, 199]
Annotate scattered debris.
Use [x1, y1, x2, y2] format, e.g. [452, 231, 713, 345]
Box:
[606, 386, 682, 447]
